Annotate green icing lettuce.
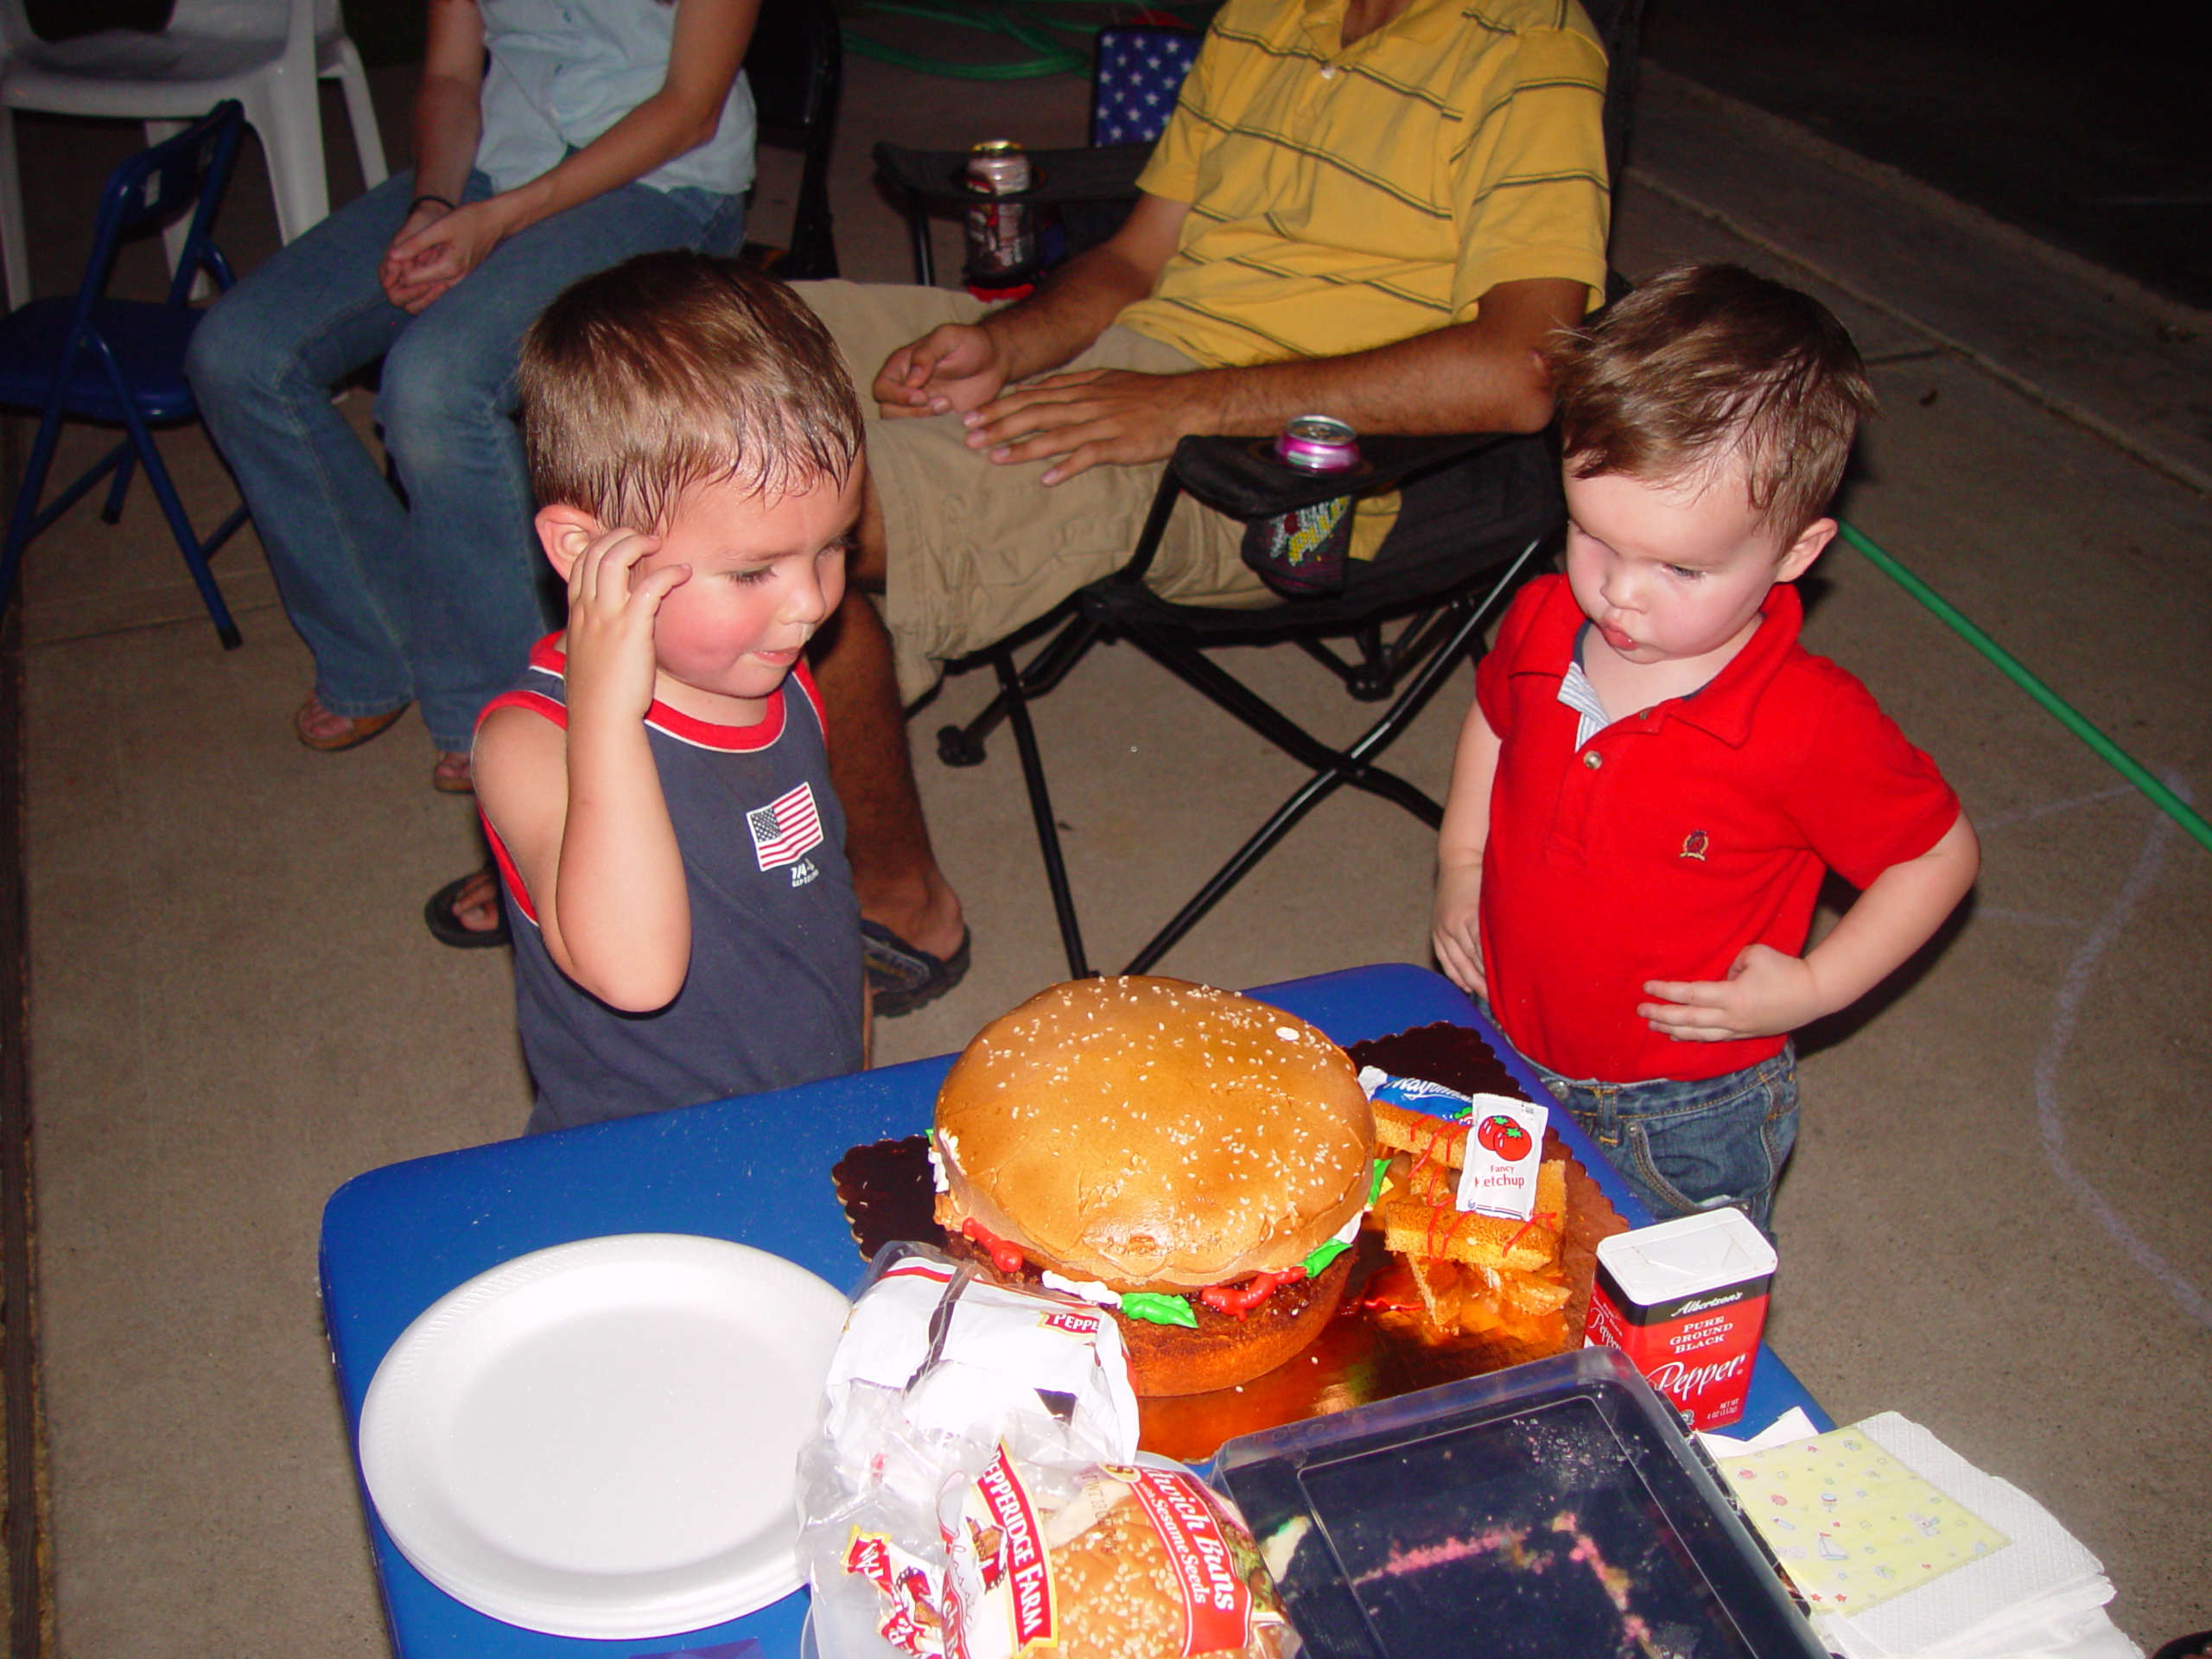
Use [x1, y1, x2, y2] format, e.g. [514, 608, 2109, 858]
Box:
[1302, 1236, 1351, 1278]
[1368, 1155, 1389, 1207]
[1119, 1291, 1198, 1329]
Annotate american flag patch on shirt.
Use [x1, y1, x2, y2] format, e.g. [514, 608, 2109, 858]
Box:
[747, 780, 823, 870]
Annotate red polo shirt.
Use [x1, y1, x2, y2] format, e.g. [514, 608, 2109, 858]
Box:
[1476, 575, 1961, 1084]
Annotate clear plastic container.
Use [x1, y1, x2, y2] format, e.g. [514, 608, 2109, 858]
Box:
[1215, 1347, 1824, 1659]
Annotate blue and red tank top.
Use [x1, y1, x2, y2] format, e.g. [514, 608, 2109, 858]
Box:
[481, 635, 864, 1132]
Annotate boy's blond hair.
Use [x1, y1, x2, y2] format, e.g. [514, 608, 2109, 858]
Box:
[1545, 264, 1876, 543]
[518, 251, 862, 531]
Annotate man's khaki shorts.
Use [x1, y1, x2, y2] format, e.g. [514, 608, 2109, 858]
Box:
[794, 281, 1265, 704]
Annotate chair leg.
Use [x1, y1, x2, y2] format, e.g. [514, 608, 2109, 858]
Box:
[245, 74, 333, 245]
[904, 200, 935, 289]
[330, 40, 390, 187]
[1118, 536, 1546, 972]
[991, 651, 1090, 980]
[1130, 626, 1443, 820]
[937, 608, 1103, 766]
[0, 105, 30, 308]
[0, 404, 67, 621]
[118, 414, 243, 649]
[100, 446, 138, 524]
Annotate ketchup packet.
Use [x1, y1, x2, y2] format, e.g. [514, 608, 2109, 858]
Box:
[1452, 1093, 1549, 1221]
[1357, 1068, 1549, 1221]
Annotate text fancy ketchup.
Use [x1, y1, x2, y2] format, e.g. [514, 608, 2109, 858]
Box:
[1583, 1208, 1777, 1430]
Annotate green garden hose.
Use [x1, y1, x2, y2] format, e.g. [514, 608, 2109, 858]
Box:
[1840, 520, 2209, 855]
[842, 0, 1217, 80]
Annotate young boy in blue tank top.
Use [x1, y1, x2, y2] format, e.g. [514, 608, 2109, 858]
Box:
[474, 253, 868, 1132]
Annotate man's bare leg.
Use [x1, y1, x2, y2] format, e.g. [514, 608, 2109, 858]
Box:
[813, 476, 966, 963]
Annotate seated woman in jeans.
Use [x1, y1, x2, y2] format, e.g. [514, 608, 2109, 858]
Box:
[189, 0, 757, 795]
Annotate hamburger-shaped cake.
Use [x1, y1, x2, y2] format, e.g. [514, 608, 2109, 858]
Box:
[931, 976, 1374, 1397]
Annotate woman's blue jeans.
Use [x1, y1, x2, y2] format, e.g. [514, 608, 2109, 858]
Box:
[1528, 1042, 1801, 1236]
[188, 169, 745, 751]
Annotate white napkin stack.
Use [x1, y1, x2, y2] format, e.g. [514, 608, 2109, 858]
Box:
[1777, 1414, 2137, 1659]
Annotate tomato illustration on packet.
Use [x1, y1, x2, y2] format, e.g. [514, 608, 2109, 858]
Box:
[1475, 1113, 1533, 1161]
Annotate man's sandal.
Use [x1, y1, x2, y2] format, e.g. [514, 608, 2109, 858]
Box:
[861, 920, 971, 1018]
[424, 868, 510, 950]
[295, 693, 408, 752]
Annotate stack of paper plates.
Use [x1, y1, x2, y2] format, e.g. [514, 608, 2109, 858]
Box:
[360, 1234, 849, 1638]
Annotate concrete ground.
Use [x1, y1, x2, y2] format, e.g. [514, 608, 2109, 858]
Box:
[5, 22, 2207, 1657]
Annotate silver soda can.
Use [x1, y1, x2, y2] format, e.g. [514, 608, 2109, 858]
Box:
[1242, 416, 1363, 594]
[964, 140, 1037, 283]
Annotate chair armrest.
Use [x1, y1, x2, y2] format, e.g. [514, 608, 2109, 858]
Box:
[872, 141, 1154, 208]
[1167, 431, 1510, 518]
[1113, 431, 1515, 588]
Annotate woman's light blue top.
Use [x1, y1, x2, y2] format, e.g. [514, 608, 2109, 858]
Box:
[474, 0, 756, 200]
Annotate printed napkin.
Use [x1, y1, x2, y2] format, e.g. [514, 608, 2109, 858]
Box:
[1716, 1426, 2009, 1615]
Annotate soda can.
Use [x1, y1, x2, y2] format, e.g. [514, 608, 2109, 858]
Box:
[1583, 1208, 1777, 1430]
[964, 140, 1037, 289]
[1274, 415, 1361, 473]
[1241, 415, 1362, 595]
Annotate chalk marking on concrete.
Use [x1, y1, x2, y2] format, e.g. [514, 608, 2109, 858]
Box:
[1978, 784, 2139, 834]
[2035, 779, 2209, 1327]
[1974, 906, 2082, 929]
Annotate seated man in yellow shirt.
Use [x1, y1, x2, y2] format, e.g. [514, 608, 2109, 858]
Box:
[799, 0, 1613, 1011]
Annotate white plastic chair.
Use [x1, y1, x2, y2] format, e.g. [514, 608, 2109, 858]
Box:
[0, 0, 387, 307]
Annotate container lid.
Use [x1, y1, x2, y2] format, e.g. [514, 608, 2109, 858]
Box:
[1594, 1208, 1777, 1306]
[1213, 1348, 1825, 1658]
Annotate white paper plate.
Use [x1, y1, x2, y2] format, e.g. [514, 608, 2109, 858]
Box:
[359, 1234, 849, 1638]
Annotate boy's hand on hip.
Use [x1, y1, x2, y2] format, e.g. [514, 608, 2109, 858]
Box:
[1641, 944, 1823, 1042]
[1431, 864, 1487, 999]
[563, 527, 686, 726]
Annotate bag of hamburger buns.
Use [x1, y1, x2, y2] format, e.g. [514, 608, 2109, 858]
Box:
[798, 1246, 1293, 1659]
[940, 1451, 1296, 1659]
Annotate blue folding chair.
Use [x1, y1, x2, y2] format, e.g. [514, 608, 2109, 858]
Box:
[0, 99, 248, 647]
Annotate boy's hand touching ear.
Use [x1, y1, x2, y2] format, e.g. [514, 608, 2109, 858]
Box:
[1640, 944, 1825, 1043]
[563, 526, 687, 725]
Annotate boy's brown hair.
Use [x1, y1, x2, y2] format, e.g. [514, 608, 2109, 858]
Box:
[518, 251, 862, 530]
[1544, 264, 1876, 542]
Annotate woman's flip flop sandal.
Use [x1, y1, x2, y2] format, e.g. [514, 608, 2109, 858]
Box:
[296, 694, 408, 753]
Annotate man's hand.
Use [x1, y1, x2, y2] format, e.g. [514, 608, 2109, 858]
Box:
[872, 323, 1013, 418]
[1431, 864, 1487, 998]
[961, 367, 1219, 486]
[1640, 944, 1826, 1043]
[562, 527, 687, 728]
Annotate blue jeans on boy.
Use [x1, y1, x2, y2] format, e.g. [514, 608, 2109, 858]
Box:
[188, 170, 745, 751]
[1527, 1043, 1801, 1235]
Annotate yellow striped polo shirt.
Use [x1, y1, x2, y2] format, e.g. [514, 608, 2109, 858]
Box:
[1118, 0, 1611, 369]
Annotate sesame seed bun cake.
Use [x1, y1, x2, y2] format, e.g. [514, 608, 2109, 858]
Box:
[931, 976, 1376, 1396]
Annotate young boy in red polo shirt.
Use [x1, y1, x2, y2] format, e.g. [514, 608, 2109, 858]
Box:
[1431, 264, 1980, 1231]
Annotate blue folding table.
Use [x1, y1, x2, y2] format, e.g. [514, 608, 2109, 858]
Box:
[320, 963, 1831, 1657]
